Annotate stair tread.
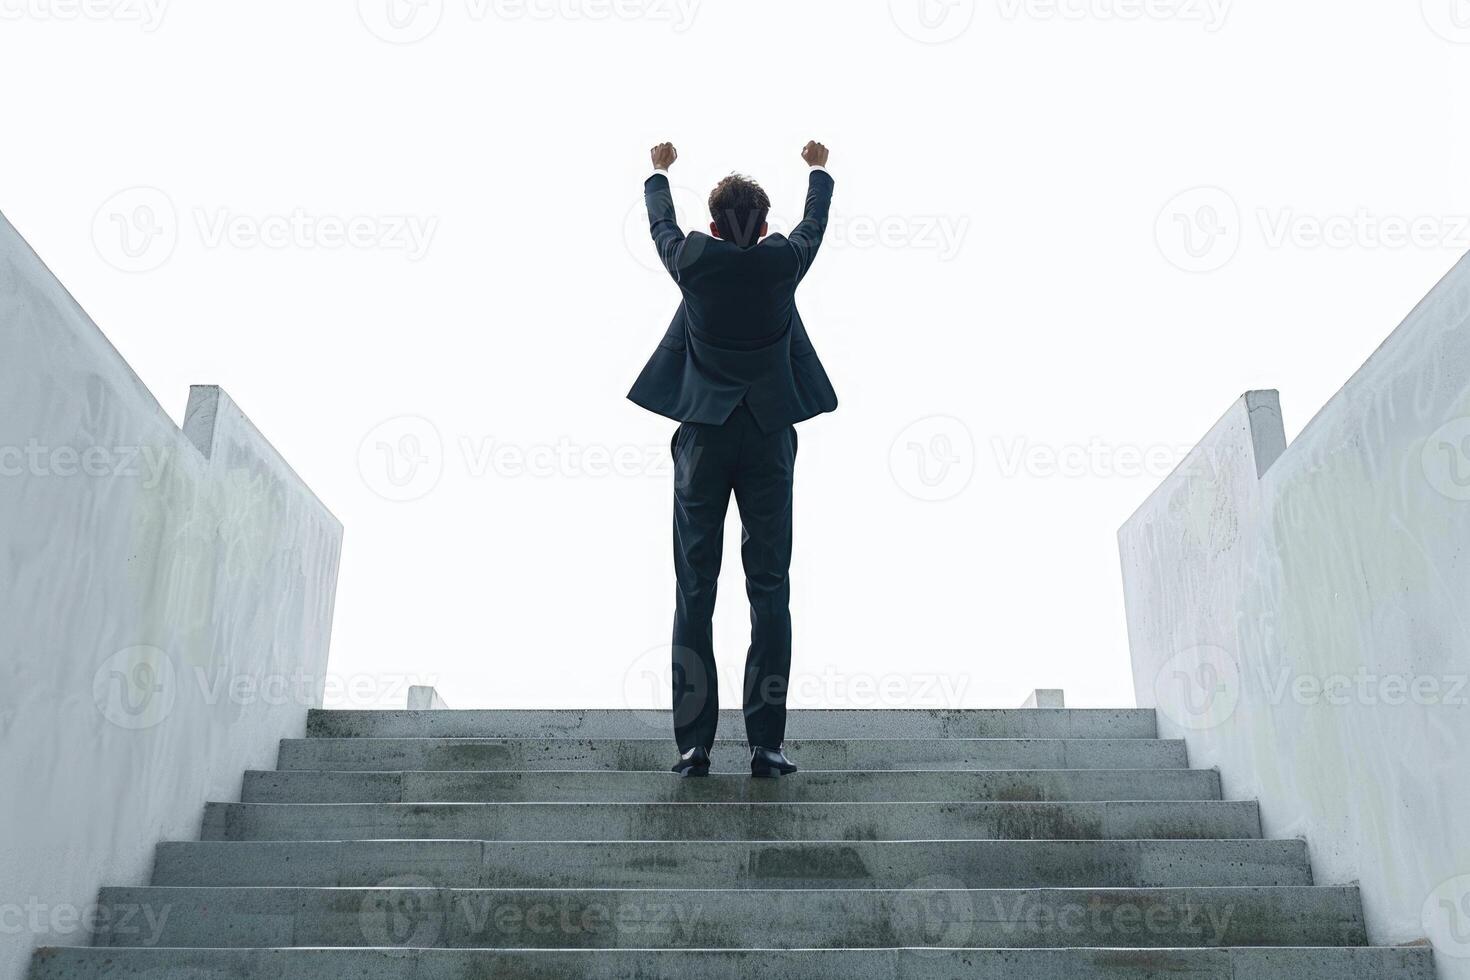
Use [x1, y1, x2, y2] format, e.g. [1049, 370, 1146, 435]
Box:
[305, 709, 1159, 740]
[152, 837, 1313, 889]
[199, 799, 1263, 843]
[240, 768, 1223, 804]
[31, 945, 1436, 980]
[278, 738, 1190, 772]
[94, 884, 1367, 951]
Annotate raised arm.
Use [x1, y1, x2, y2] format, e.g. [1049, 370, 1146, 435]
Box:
[646, 142, 686, 280]
[789, 140, 834, 282]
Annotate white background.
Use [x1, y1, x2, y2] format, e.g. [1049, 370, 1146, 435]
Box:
[3, 0, 1468, 712]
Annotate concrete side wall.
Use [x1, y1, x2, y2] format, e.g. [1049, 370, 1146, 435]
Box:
[0, 212, 342, 979]
[1119, 253, 1470, 977]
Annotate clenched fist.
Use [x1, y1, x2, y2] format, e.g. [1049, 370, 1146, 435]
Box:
[650, 142, 677, 170]
[801, 140, 829, 167]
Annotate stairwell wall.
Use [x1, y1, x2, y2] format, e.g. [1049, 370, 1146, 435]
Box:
[0, 212, 342, 979]
[1118, 252, 1470, 978]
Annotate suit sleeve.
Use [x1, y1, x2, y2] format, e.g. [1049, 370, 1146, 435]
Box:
[645, 172, 687, 281]
[788, 168, 835, 282]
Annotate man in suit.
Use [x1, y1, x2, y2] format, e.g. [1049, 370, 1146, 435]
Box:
[628, 140, 838, 778]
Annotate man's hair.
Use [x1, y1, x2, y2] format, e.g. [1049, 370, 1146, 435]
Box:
[708, 174, 770, 247]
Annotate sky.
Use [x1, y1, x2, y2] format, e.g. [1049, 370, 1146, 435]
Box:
[2, 0, 1468, 710]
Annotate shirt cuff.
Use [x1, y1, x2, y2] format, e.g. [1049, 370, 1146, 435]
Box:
[809, 165, 830, 176]
[650, 168, 670, 179]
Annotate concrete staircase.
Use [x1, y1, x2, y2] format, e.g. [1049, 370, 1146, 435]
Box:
[30, 707, 1435, 978]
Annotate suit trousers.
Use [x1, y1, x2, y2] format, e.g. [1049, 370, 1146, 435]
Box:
[669, 403, 797, 751]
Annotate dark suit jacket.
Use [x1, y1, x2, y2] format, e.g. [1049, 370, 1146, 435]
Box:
[627, 169, 839, 433]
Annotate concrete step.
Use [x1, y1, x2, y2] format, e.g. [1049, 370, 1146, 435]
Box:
[239, 768, 1222, 804]
[305, 708, 1158, 740]
[152, 838, 1314, 890]
[94, 885, 1367, 949]
[277, 737, 1189, 772]
[29, 945, 1437, 980]
[200, 800, 1261, 842]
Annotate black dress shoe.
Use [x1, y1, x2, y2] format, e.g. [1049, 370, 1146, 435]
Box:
[750, 746, 797, 778]
[671, 746, 711, 777]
